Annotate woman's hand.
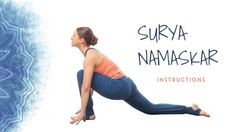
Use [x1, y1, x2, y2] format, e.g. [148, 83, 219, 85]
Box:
[70, 110, 86, 125]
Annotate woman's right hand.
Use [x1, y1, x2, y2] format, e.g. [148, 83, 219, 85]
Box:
[70, 110, 86, 125]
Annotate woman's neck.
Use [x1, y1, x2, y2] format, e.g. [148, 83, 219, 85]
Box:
[78, 45, 90, 56]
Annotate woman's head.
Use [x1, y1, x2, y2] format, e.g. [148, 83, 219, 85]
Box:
[71, 27, 98, 47]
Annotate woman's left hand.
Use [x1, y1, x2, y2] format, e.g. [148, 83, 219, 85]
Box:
[70, 111, 86, 125]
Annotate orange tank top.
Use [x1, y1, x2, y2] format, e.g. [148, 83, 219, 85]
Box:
[94, 56, 125, 79]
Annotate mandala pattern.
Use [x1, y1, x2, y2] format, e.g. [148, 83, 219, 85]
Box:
[0, 7, 36, 132]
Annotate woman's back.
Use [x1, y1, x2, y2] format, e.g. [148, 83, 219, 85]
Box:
[85, 48, 125, 79]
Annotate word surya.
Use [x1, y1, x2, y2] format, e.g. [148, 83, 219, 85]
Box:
[138, 24, 188, 42]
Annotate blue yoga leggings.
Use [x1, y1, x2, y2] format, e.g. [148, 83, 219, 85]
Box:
[77, 70, 199, 117]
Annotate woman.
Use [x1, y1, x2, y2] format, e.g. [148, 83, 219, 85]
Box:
[70, 27, 210, 125]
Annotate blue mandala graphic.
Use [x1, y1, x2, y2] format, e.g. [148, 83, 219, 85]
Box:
[0, 6, 37, 132]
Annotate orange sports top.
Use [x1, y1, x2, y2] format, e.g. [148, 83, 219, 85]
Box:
[94, 55, 125, 79]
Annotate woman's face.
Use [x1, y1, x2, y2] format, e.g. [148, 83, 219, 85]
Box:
[71, 31, 83, 47]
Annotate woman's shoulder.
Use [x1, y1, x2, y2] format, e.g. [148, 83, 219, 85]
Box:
[86, 48, 102, 57]
[85, 48, 104, 64]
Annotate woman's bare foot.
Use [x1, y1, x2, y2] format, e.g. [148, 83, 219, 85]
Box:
[192, 104, 210, 117]
[87, 114, 96, 120]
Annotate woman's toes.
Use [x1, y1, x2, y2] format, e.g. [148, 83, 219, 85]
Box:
[192, 104, 210, 117]
[200, 111, 210, 117]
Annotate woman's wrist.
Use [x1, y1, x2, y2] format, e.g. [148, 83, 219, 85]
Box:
[80, 109, 86, 114]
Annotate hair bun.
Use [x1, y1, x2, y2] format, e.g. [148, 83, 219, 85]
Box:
[90, 35, 98, 46]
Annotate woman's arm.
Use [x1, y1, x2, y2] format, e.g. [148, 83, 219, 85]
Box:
[70, 52, 96, 124]
[80, 53, 96, 118]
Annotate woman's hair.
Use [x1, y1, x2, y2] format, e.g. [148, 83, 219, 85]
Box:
[76, 27, 98, 46]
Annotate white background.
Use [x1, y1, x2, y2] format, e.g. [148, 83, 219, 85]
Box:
[15, 0, 235, 131]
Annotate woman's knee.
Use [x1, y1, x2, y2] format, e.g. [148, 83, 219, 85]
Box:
[77, 70, 84, 83]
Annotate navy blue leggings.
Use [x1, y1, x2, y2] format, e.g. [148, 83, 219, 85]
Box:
[77, 70, 199, 117]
